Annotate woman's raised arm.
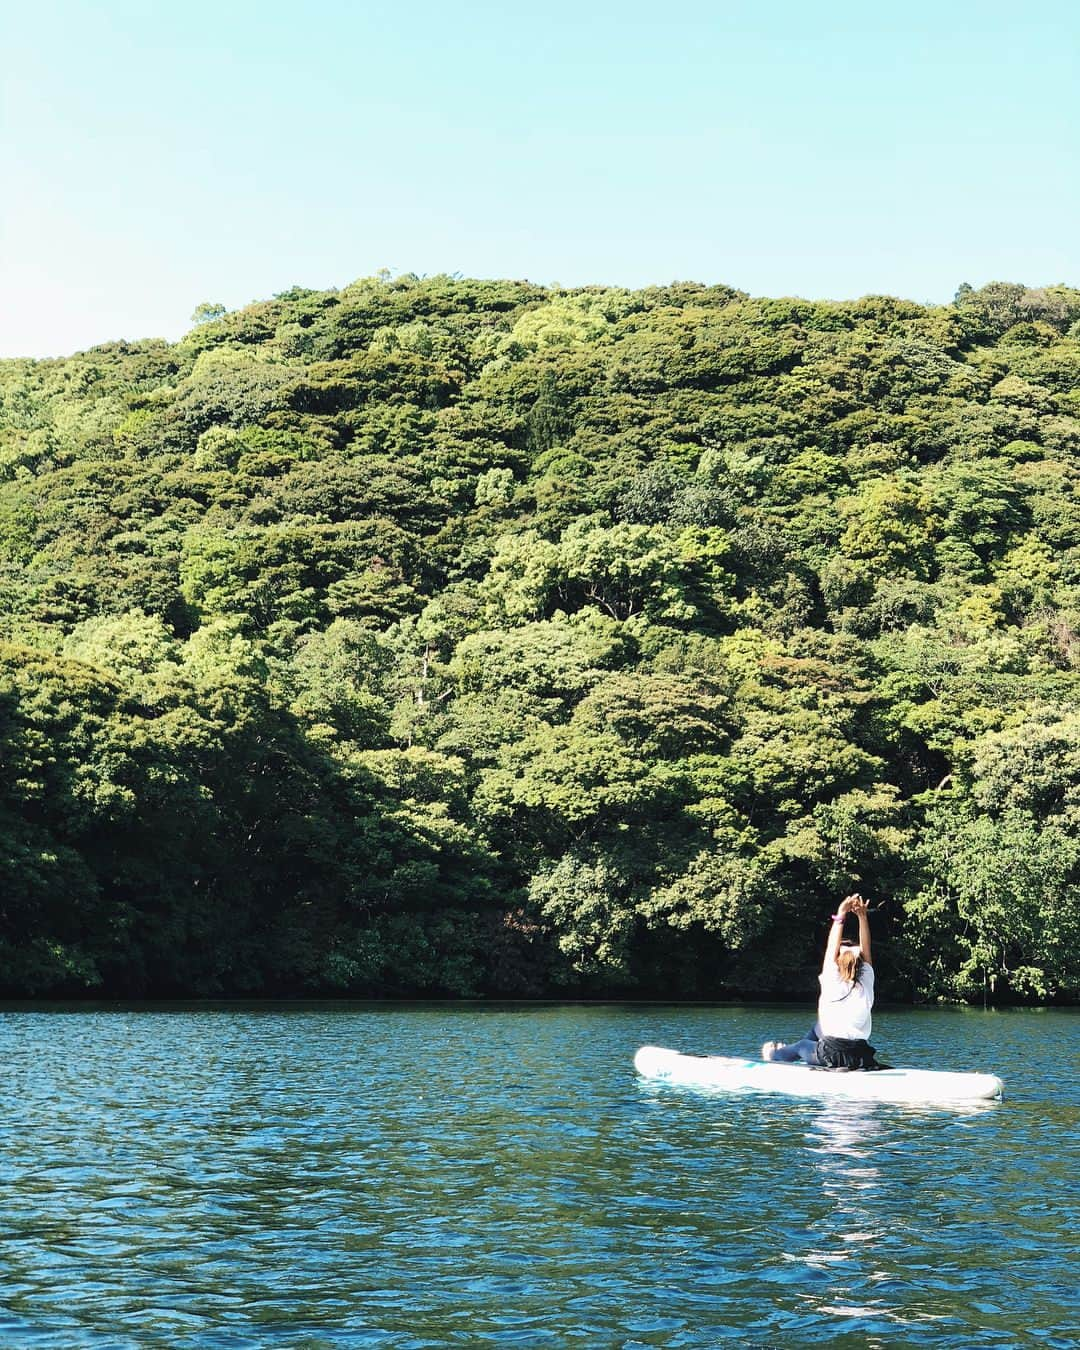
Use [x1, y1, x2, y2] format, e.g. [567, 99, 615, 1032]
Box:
[852, 895, 872, 965]
[822, 895, 857, 973]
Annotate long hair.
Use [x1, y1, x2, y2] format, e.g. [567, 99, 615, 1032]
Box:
[836, 945, 863, 989]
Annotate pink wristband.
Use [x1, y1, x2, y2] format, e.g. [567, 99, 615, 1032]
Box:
[830, 913, 843, 923]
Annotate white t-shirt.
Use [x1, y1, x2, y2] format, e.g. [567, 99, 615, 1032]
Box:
[817, 963, 874, 1041]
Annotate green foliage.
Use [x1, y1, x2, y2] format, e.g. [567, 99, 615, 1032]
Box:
[908, 807, 1080, 999]
[2, 274, 1079, 999]
[529, 846, 638, 984]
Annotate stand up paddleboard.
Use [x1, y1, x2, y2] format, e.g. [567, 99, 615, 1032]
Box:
[634, 1045, 1004, 1103]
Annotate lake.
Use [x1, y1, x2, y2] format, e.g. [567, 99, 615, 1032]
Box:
[0, 1004, 1075, 1348]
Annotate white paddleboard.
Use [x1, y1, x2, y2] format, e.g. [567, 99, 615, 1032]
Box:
[634, 1045, 1004, 1103]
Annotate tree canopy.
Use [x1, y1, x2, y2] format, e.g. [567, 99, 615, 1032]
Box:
[2, 273, 1079, 1000]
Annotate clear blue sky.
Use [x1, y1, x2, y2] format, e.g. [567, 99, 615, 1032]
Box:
[3, 0, 1078, 357]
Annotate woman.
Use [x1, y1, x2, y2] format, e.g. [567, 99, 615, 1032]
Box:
[762, 894, 880, 1070]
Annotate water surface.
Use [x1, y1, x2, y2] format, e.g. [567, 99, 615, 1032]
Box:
[0, 1004, 1075, 1348]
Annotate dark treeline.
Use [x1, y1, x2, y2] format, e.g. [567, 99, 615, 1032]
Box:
[1, 276, 1078, 1001]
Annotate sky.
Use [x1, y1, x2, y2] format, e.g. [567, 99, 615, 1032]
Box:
[3, 0, 1078, 357]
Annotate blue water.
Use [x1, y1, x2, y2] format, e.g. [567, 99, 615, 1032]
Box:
[0, 1004, 1076, 1348]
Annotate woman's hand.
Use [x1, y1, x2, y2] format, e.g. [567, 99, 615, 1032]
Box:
[838, 895, 859, 916]
[849, 896, 869, 917]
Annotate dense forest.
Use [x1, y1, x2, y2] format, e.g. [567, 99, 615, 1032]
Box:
[1, 275, 1079, 1002]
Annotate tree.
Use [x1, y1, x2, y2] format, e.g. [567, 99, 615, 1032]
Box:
[191, 302, 228, 325]
[2, 271, 1080, 1000]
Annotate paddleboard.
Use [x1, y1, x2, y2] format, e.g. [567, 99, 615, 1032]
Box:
[634, 1045, 1004, 1103]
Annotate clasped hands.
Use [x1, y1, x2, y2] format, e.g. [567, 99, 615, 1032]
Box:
[838, 894, 869, 917]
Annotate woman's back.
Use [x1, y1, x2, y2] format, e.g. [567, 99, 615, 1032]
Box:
[817, 963, 874, 1040]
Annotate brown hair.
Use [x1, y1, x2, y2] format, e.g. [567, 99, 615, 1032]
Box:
[836, 946, 863, 987]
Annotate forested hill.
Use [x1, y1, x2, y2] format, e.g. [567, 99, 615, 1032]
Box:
[1, 276, 1079, 1002]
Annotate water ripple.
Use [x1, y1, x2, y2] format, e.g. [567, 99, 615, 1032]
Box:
[0, 1003, 1075, 1347]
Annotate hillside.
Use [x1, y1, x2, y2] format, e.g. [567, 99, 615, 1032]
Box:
[1, 275, 1078, 1000]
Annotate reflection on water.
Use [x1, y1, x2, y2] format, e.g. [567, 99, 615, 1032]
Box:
[805, 1097, 885, 1246]
[0, 1003, 1074, 1348]
[798, 1102, 906, 1335]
